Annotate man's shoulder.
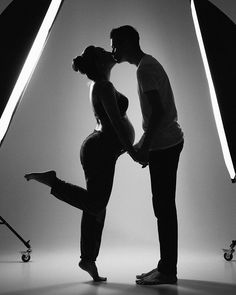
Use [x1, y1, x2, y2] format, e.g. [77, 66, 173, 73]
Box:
[138, 55, 162, 70]
[137, 55, 163, 77]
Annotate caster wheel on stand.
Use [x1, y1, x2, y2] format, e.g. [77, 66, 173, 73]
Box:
[21, 250, 31, 262]
[224, 252, 233, 261]
[21, 253, 31, 262]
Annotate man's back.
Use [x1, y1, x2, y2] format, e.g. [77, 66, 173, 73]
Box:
[137, 54, 183, 150]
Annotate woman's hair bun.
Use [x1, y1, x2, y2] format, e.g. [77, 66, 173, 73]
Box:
[72, 46, 98, 80]
[72, 55, 87, 74]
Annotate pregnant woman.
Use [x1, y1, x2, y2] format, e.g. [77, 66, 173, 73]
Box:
[25, 46, 137, 281]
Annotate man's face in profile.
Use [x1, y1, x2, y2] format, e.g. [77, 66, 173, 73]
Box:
[110, 38, 127, 63]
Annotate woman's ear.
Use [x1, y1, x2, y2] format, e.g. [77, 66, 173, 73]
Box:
[94, 56, 105, 74]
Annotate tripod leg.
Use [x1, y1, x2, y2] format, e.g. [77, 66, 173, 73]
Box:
[0, 216, 31, 249]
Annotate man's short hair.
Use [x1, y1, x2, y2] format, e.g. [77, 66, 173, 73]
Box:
[110, 25, 140, 46]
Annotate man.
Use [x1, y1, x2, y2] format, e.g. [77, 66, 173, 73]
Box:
[110, 25, 184, 285]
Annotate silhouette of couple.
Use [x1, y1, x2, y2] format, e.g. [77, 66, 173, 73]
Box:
[25, 25, 184, 285]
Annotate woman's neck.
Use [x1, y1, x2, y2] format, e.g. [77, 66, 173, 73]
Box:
[96, 74, 110, 82]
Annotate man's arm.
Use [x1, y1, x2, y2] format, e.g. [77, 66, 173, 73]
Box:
[135, 89, 164, 162]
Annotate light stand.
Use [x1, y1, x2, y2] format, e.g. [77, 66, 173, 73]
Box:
[190, 0, 236, 259]
[0, 0, 64, 262]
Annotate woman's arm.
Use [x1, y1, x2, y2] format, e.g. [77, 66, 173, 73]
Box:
[98, 81, 136, 160]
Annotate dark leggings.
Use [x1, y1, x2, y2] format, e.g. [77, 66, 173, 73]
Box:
[51, 130, 122, 261]
[149, 141, 183, 275]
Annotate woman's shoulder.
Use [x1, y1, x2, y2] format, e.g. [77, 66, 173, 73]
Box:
[94, 80, 114, 90]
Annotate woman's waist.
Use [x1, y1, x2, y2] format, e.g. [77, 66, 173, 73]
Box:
[96, 116, 135, 142]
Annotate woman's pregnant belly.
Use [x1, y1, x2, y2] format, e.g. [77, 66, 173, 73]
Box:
[121, 115, 135, 145]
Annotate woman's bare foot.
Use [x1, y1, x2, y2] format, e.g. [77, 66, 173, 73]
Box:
[79, 260, 107, 282]
[24, 170, 56, 187]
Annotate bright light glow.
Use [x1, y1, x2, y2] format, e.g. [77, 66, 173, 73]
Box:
[191, 0, 235, 181]
[0, 0, 63, 144]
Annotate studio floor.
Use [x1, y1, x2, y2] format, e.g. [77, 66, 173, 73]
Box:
[0, 247, 236, 295]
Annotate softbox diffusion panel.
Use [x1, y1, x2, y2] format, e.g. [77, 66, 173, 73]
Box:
[0, 0, 64, 146]
[190, 0, 236, 182]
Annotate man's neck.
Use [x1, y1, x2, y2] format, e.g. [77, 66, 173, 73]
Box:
[128, 49, 146, 67]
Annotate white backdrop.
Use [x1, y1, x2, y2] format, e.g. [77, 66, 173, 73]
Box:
[0, 0, 235, 258]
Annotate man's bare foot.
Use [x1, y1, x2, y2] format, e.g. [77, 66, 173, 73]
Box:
[24, 170, 56, 187]
[136, 270, 177, 285]
[79, 260, 107, 282]
[136, 267, 157, 279]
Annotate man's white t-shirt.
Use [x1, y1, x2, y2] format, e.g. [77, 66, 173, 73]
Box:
[137, 54, 183, 150]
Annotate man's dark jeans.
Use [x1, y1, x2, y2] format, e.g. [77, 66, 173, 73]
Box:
[149, 140, 184, 276]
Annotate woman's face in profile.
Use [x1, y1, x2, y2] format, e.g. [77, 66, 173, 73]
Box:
[95, 47, 116, 67]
